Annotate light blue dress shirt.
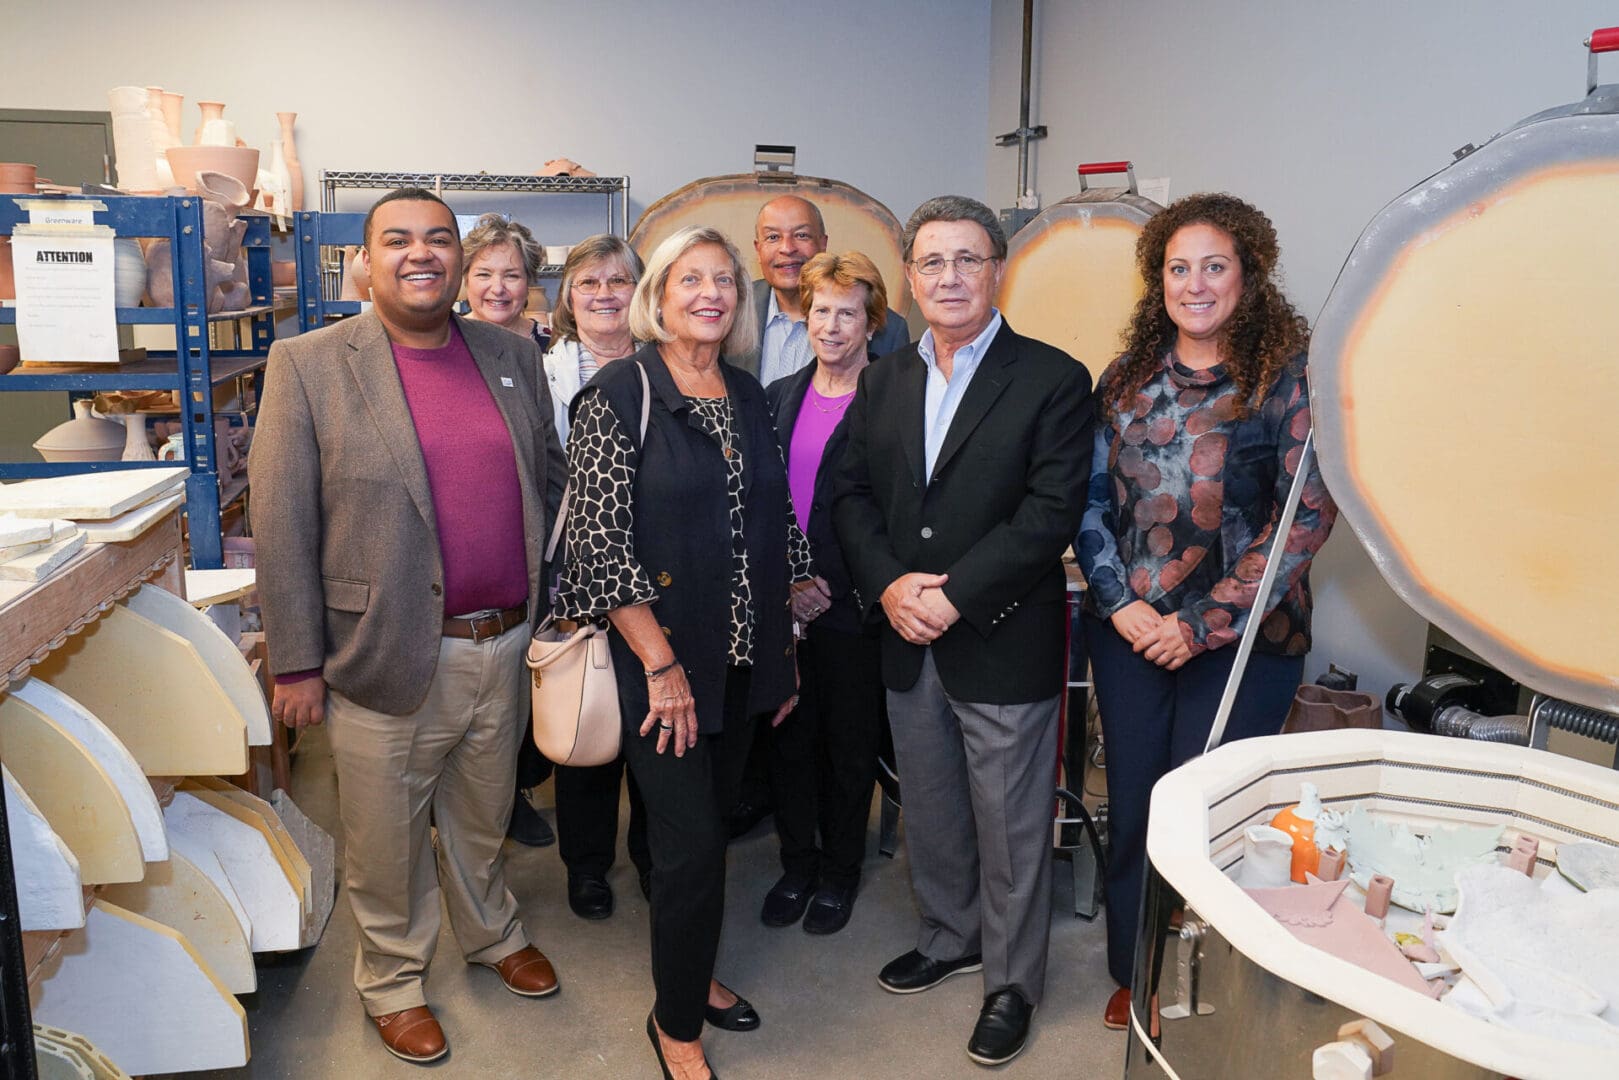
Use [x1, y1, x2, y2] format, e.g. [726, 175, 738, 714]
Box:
[759, 289, 815, 388]
[919, 310, 1003, 481]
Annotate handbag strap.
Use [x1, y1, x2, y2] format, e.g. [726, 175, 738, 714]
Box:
[544, 360, 652, 564]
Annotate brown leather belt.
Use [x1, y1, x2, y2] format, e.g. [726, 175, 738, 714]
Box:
[443, 602, 528, 643]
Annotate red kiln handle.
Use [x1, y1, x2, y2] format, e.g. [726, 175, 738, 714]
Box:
[1588, 28, 1619, 93]
[1076, 160, 1137, 194]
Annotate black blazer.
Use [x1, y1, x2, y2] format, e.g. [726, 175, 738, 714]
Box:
[577, 343, 796, 733]
[765, 359, 875, 637]
[832, 320, 1095, 703]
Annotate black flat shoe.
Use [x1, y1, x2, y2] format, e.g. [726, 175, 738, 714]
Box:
[760, 872, 814, 927]
[967, 988, 1036, 1066]
[566, 874, 613, 920]
[877, 949, 983, 994]
[506, 791, 555, 848]
[703, 983, 760, 1032]
[647, 1011, 720, 1079]
[802, 881, 857, 935]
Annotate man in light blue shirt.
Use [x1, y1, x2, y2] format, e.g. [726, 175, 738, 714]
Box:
[734, 194, 911, 384]
[921, 309, 1003, 478]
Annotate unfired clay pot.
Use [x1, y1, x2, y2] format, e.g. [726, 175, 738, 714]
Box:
[114, 237, 147, 308]
[34, 400, 127, 463]
[160, 92, 184, 144]
[0, 345, 20, 375]
[166, 146, 259, 194]
[277, 111, 303, 212]
[194, 101, 228, 145]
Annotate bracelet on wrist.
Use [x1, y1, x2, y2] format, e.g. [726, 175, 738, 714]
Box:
[646, 659, 680, 679]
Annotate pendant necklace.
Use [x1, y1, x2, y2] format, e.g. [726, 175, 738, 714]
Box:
[810, 373, 856, 414]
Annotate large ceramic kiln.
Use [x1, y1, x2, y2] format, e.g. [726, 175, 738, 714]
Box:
[1125, 28, 1619, 1080]
[997, 162, 1159, 379]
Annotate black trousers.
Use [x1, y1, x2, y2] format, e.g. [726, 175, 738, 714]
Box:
[767, 622, 884, 887]
[554, 755, 650, 879]
[623, 665, 755, 1041]
[1084, 612, 1303, 988]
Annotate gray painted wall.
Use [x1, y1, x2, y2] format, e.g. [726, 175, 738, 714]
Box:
[986, 0, 1616, 699]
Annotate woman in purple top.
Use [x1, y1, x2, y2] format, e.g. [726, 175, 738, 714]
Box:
[762, 251, 893, 936]
[1075, 193, 1337, 1029]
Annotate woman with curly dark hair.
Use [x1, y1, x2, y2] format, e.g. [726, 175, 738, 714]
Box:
[1076, 192, 1337, 1030]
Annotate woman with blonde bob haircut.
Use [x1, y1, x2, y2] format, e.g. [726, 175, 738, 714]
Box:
[756, 249, 893, 937]
[556, 223, 811, 1079]
[628, 225, 758, 358]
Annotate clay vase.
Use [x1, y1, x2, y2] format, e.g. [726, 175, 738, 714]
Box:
[276, 112, 303, 212]
[194, 101, 228, 146]
[264, 138, 292, 219]
[160, 92, 184, 144]
[107, 87, 161, 191]
[143, 238, 174, 307]
[1270, 804, 1320, 884]
[114, 237, 147, 308]
[120, 411, 155, 461]
[34, 400, 126, 463]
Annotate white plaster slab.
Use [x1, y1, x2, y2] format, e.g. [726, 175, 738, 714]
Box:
[122, 583, 270, 747]
[2, 763, 84, 930]
[0, 469, 186, 520]
[0, 512, 54, 547]
[165, 829, 253, 951]
[9, 678, 166, 862]
[0, 694, 142, 884]
[34, 602, 249, 777]
[33, 1026, 133, 1080]
[270, 788, 337, 947]
[0, 529, 86, 582]
[101, 848, 257, 994]
[76, 491, 183, 545]
[187, 777, 310, 914]
[183, 567, 256, 606]
[164, 791, 300, 952]
[31, 900, 249, 1076]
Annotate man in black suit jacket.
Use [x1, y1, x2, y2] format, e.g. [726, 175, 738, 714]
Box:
[833, 196, 1094, 1067]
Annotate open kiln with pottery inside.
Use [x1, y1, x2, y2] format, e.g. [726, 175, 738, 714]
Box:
[1123, 27, 1619, 1080]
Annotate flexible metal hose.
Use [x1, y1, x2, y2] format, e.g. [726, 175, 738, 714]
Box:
[1532, 695, 1619, 743]
[1431, 705, 1531, 744]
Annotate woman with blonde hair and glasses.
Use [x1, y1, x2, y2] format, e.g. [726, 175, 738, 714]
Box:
[556, 225, 814, 1079]
[542, 235, 652, 920]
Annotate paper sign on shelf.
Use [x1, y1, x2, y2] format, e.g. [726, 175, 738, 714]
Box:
[9, 223, 119, 365]
[18, 199, 103, 227]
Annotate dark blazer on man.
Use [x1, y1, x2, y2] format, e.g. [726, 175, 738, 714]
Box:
[765, 358, 877, 638]
[735, 278, 911, 379]
[250, 312, 566, 716]
[832, 319, 1094, 704]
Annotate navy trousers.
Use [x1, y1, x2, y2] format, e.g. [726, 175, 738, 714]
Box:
[1084, 612, 1303, 988]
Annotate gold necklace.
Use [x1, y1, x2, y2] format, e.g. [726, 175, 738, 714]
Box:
[668, 362, 725, 399]
[671, 365, 737, 459]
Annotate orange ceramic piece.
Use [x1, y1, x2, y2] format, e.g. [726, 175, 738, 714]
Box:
[1270, 804, 1321, 883]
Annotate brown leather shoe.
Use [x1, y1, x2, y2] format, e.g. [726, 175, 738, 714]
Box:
[486, 945, 559, 997]
[372, 1006, 447, 1063]
[1103, 986, 1130, 1030]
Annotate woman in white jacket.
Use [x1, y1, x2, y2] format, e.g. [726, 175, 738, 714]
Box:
[543, 234, 643, 439]
[542, 234, 652, 920]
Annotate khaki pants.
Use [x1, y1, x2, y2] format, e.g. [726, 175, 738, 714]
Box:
[326, 624, 531, 1015]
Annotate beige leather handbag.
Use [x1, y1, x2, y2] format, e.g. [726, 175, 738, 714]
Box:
[526, 363, 650, 766]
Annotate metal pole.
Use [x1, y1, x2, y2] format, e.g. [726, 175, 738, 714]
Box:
[1017, 0, 1034, 196]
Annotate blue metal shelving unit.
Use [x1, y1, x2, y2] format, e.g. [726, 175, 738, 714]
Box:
[292, 209, 364, 330]
[0, 193, 275, 568]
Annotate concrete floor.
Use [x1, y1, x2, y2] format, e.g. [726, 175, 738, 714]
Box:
[177, 725, 1126, 1079]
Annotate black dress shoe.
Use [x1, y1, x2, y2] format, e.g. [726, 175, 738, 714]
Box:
[801, 881, 857, 935]
[506, 792, 556, 848]
[760, 873, 814, 927]
[566, 874, 613, 920]
[703, 982, 760, 1032]
[967, 988, 1035, 1066]
[877, 949, 984, 994]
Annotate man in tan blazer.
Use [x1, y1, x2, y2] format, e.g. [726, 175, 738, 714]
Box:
[250, 188, 566, 1064]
